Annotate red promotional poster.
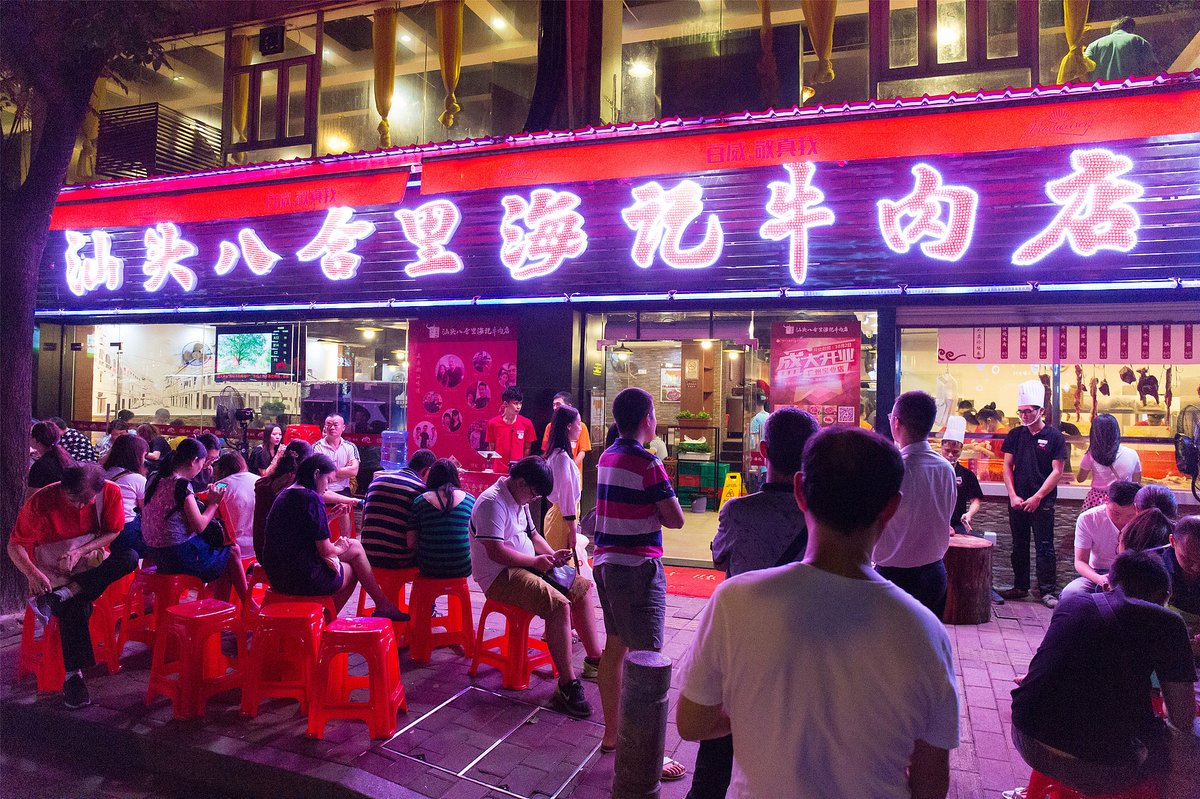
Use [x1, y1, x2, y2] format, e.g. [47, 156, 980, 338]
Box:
[407, 318, 518, 470]
[770, 320, 861, 427]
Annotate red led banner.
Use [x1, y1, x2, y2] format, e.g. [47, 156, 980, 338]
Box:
[420, 91, 1200, 195]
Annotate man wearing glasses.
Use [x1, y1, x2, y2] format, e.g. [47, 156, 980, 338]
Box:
[469, 456, 603, 719]
[1000, 379, 1069, 608]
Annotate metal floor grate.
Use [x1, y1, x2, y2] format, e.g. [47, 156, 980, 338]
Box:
[381, 686, 603, 799]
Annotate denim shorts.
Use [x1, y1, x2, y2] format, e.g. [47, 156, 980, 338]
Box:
[148, 535, 230, 583]
[594, 560, 666, 651]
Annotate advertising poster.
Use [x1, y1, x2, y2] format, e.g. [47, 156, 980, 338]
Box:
[660, 367, 682, 402]
[770, 320, 861, 427]
[407, 318, 517, 470]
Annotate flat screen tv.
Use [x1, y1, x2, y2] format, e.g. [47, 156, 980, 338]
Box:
[215, 324, 296, 382]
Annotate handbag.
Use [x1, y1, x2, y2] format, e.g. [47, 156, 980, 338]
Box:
[33, 487, 110, 589]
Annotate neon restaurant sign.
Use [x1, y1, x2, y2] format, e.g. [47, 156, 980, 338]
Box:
[36, 88, 1200, 317]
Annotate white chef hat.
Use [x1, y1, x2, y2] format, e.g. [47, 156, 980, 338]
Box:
[943, 415, 967, 443]
[1017, 379, 1044, 408]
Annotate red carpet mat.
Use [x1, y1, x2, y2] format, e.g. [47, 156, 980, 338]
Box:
[663, 565, 725, 599]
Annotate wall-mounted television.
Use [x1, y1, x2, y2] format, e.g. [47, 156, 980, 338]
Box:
[215, 324, 296, 382]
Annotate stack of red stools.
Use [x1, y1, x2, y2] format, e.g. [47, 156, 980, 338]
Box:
[1024, 770, 1161, 799]
[469, 598, 556, 690]
[307, 617, 406, 739]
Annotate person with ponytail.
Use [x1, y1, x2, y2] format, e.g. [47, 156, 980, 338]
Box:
[261, 454, 408, 620]
[410, 459, 474, 579]
[29, 421, 76, 492]
[1076, 414, 1142, 510]
[141, 437, 251, 607]
[102, 432, 149, 558]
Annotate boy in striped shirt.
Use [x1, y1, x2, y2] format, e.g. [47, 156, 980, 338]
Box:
[594, 387, 686, 777]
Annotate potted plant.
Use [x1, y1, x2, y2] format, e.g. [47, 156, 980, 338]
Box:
[677, 410, 712, 429]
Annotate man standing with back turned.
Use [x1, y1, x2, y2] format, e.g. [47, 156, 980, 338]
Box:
[875, 390, 957, 618]
[677, 428, 959, 797]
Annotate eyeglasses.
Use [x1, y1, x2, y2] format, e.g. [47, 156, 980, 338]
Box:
[1016, 408, 1041, 416]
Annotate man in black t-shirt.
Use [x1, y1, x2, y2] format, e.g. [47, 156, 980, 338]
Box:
[1000, 379, 1068, 608]
[1010, 551, 1198, 797]
[1167, 515, 1200, 661]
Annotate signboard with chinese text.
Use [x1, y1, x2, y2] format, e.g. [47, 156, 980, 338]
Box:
[938, 324, 1200, 364]
[34, 87, 1200, 318]
[406, 319, 517, 471]
[770, 321, 862, 427]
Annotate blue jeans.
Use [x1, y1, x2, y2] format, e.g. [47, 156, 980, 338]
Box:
[110, 517, 146, 559]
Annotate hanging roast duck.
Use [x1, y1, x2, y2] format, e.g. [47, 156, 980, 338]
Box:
[1136, 368, 1159, 406]
[1120, 365, 1136, 384]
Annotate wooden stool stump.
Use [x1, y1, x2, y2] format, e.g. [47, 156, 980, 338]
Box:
[942, 533, 993, 625]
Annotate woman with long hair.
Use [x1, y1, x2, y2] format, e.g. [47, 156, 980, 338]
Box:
[29, 421, 75, 491]
[253, 439, 311, 562]
[136, 423, 171, 472]
[410, 459, 474, 579]
[141, 437, 251, 606]
[1077, 413, 1142, 510]
[542, 406, 604, 679]
[213, 451, 257, 556]
[102, 432, 149, 557]
[261, 454, 408, 619]
[248, 424, 284, 477]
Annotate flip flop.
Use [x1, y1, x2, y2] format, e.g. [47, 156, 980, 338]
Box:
[661, 757, 687, 782]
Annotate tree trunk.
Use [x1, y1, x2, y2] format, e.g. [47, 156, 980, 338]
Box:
[0, 64, 102, 613]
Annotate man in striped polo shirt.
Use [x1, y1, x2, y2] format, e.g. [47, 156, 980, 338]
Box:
[361, 449, 437, 570]
[595, 387, 686, 777]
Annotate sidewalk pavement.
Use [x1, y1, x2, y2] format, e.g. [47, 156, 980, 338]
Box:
[0, 579, 1052, 799]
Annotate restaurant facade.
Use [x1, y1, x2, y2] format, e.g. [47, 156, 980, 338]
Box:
[34, 72, 1200, 552]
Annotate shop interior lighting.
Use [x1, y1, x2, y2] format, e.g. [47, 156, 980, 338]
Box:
[325, 134, 350, 153]
[491, 16, 507, 30]
[629, 61, 653, 78]
[614, 343, 633, 361]
[699, 339, 713, 350]
[355, 326, 383, 339]
[400, 33, 412, 43]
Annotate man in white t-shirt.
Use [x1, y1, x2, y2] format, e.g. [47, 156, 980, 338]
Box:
[677, 427, 960, 798]
[470, 457, 601, 719]
[313, 414, 360, 495]
[1060, 480, 1141, 601]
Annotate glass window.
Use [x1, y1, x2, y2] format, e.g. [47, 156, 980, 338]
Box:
[899, 325, 1196, 492]
[258, 66, 279, 141]
[935, 0, 967, 64]
[878, 67, 1030, 99]
[888, 0, 919, 68]
[986, 0, 1020, 60]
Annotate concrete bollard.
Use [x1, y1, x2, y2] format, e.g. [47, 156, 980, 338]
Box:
[612, 650, 672, 799]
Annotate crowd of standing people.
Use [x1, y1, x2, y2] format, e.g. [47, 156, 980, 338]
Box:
[11, 381, 1199, 796]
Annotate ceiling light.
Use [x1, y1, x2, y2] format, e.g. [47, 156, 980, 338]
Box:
[492, 16, 507, 30]
[614, 343, 632, 362]
[727, 350, 740, 360]
[400, 33, 412, 43]
[356, 326, 383, 340]
[628, 61, 653, 79]
[699, 339, 713, 350]
[323, 47, 333, 59]
[171, 75, 184, 82]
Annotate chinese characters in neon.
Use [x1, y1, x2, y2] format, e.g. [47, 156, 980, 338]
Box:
[396, 200, 464, 277]
[1012, 148, 1142, 266]
[296, 207, 376, 280]
[878, 164, 978, 262]
[58, 147, 1150, 297]
[65, 230, 124, 297]
[622, 179, 724, 269]
[760, 162, 835, 284]
[500, 189, 588, 279]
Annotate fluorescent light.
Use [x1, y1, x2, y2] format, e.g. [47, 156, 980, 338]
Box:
[325, 134, 349, 153]
[492, 16, 507, 30]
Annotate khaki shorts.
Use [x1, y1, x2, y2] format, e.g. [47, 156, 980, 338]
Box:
[485, 567, 593, 619]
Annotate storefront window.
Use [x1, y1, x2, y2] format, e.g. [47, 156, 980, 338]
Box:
[900, 325, 1196, 494]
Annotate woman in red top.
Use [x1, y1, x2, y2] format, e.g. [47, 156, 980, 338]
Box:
[7, 463, 138, 709]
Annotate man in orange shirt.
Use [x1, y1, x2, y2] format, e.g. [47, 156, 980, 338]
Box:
[7, 463, 137, 708]
[485, 386, 537, 471]
[541, 391, 592, 470]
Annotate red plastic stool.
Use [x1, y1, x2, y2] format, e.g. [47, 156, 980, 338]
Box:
[1026, 770, 1161, 799]
[306, 617, 406, 739]
[469, 599, 557, 690]
[356, 566, 419, 646]
[407, 577, 475, 663]
[241, 603, 324, 718]
[104, 572, 136, 619]
[261, 588, 337, 623]
[145, 599, 247, 719]
[117, 568, 203, 656]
